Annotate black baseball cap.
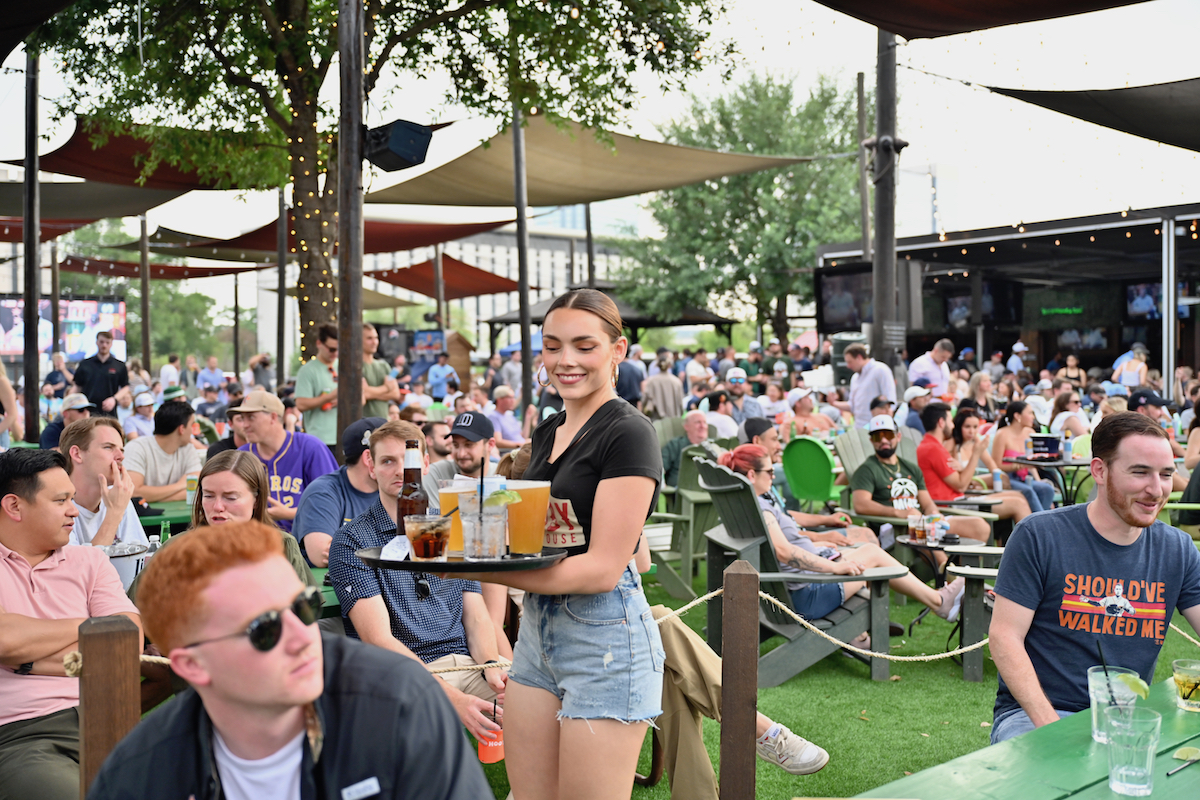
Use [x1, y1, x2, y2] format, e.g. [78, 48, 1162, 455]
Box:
[342, 417, 386, 461]
[449, 412, 494, 442]
[1129, 389, 1168, 410]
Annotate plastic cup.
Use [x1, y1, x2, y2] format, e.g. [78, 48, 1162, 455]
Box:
[186, 474, 198, 505]
[1172, 659, 1200, 712]
[461, 494, 507, 561]
[1087, 665, 1138, 743]
[403, 514, 451, 562]
[438, 479, 477, 556]
[1104, 706, 1161, 797]
[506, 480, 552, 556]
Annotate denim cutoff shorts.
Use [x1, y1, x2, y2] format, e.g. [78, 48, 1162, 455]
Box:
[509, 564, 665, 723]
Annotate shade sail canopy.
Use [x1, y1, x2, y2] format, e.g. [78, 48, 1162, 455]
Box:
[367, 255, 523, 300]
[112, 216, 514, 263]
[0, 181, 185, 220]
[1, 0, 75, 61]
[486, 280, 735, 330]
[811, 0, 1146, 40]
[266, 285, 417, 311]
[366, 116, 818, 207]
[991, 77, 1200, 154]
[50, 254, 270, 279]
[0, 217, 95, 242]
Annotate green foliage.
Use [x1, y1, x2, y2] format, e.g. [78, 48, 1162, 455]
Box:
[615, 73, 869, 339]
[695, 320, 757, 352]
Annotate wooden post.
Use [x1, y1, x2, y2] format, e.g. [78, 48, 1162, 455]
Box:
[718, 561, 758, 800]
[78, 616, 140, 797]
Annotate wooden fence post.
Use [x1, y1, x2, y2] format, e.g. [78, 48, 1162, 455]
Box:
[78, 616, 141, 798]
[718, 560, 758, 800]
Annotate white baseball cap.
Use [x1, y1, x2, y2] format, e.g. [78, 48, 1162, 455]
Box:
[1012, 342, 1029, 353]
[868, 415, 898, 433]
[726, 367, 748, 380]
[786, 387, 813, 408]
[903, 385, 931, 403]
[134, 392, 155, 408]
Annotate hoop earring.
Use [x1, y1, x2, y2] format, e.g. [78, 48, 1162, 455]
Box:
[611, 363, 620, 387]
[537, 366, 552, 388]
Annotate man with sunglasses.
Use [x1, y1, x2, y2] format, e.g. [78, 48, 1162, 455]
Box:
[849, 415, 989, 553]
[724, 368, 764, 424]
[327, 422, 507, 745]
[294, 323, 340, 449]
[0, 449, 141, 800]
[87, 520, 488, 800]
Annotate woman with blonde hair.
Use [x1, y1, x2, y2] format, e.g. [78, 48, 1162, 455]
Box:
[964, 371, 998, 422]
[1113, 349, 1148, 388]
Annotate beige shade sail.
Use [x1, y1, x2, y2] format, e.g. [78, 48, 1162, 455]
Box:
[365, 116, 820, 207]
[265, 284, 417, 311]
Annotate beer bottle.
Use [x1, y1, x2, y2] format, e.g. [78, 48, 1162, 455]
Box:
[398, 439, 428, 523]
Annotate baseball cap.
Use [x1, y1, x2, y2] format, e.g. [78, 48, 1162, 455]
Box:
[134, 392, 155, 408]
[161, 386, 187, 402]
[229, 390, 285, 416]
[1012, 342, 1029, 353]
[870, 396, 895, 411]
[903, 385, 930, 402]
[959, 347, 975, 358]
[201, 383, 218, 392]
[786, 387, 813, 407]
[868, 415, 897, 433]
[749, 341, 762, 352]
[768, 337, 780, 345]
[62, 393, 96, 412]
[342, 417, 386, 462]
[912, 377, 934, 388]
[1129, 388, 1167, 410]
[738, 417, 774, 445]
[1036, 379, 1053, 391]
[726, 367, 748, 381]
[449, 411, 494, 442]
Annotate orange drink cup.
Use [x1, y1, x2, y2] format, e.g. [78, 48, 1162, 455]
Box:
[506, 480, 552, 555]
[438, 480, 476, 555]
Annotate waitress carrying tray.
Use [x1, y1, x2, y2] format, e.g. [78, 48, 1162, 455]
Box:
[356, 544, 568, 573]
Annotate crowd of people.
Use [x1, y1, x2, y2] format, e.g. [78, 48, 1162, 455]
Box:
[3, 309, 1200, 800]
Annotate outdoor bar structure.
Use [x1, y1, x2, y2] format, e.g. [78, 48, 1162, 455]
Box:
[816, 202, 1200, 381]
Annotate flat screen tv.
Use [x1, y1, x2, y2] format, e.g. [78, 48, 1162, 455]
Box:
[0, 296, 127, 360]
[816, 265, 873, 332]
[1124, 281, 1189, 320]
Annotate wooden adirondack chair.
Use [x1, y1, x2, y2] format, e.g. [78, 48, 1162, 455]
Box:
[650, 445, 721, 600]
[695, 458, 906, 685]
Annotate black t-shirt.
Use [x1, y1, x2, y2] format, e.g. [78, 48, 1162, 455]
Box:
[73, 355, 128, 405]
[524, 398, 662, 557]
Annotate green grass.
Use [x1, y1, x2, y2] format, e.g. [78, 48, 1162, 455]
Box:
[481, 562, 1200, 799]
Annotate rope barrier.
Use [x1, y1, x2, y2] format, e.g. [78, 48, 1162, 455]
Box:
[61, 591, 1200, 677]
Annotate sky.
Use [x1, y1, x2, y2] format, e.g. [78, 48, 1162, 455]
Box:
[2, 0, 1199, 312]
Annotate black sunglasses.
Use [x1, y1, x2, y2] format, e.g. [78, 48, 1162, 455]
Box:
[414, 573, 431, 601]
[184, 587, 323, 652]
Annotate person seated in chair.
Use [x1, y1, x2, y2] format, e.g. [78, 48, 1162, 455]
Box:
[661, 410, 721, 488]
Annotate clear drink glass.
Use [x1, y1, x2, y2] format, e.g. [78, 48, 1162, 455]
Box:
[460, 493, 507, 561]
[1172, 659, 1200, 712]
[505, 480, 552, 556]
[438, 479, 477, 556]
[1104, 706, 1161, 797]
[1087, 665, 1137, 743]
[403, 514, 451, 562]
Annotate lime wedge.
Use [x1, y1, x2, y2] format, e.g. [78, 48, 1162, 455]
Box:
[1173, 746, 1200, 761]
[484, 489, 523, 507]
[1116, 673, 1150, 700]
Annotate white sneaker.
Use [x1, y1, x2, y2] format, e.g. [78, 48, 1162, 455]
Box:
[755, 725, 830, 775]
[935, 577, 966, 622]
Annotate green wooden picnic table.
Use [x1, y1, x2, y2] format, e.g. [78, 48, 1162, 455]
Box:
[311, 567, 341, 619]
[857, 678, 1200, 799]
[10, 439, 39, 448]
[138, 501, 194, 537]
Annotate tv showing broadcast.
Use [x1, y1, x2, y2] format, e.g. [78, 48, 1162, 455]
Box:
[817, 267, 873, 331]
[0, 297, 127, 360]
[1124, 281, 1189, 320]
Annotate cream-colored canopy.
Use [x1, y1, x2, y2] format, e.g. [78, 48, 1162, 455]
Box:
[365, 116, 817, 207]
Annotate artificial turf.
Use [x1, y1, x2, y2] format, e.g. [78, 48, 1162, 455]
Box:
[480, 562, 1200, 799]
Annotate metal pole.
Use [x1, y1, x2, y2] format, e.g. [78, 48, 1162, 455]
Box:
[22, 51, 39, 443]
[856, 72, 872, 263]
[232, 273, 241, 377]
[870, 30, 897, 364]
[569, 237, 577, 285]
[277, 187, 288, 385]
[1162, 218, 1177, 386]
[336, 0, 365, 453]
[434, 244, 446, 327]
[140, 216, 151, 369]
[512, 105, 534, 410]
[50, 240, 60, 353]
[584, 203, 596, 288]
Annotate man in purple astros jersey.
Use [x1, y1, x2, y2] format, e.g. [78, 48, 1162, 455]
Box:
[231, 390, 338, 532]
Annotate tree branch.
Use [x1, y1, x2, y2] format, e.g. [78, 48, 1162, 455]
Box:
[256, 0, 302, 79]
[364, 0, 504, 96]
[200, 27, 289, 132]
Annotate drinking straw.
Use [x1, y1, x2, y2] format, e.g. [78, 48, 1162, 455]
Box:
[1096, 639, 1125, 714]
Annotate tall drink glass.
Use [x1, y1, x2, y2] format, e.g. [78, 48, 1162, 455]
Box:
[1104, 706, 1161, 797]
[438, 479, 477, 557]
[506, 480, 552, 556]
[1172, 659, 1200, 711]
[1087, 665, 1137, 743]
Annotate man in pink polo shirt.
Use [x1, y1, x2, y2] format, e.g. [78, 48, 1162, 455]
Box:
[0, 449, 141, 800]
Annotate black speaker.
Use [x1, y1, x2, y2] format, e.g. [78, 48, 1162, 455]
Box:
[364, 120, 433, 172]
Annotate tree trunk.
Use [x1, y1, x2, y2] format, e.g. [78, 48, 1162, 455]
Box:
[771, 296, 789, 344]
[288, 109, 337, 361]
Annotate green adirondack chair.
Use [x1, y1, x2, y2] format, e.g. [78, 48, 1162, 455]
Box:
[649, 445, 721, 600]
[695, 457, 906, 685]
